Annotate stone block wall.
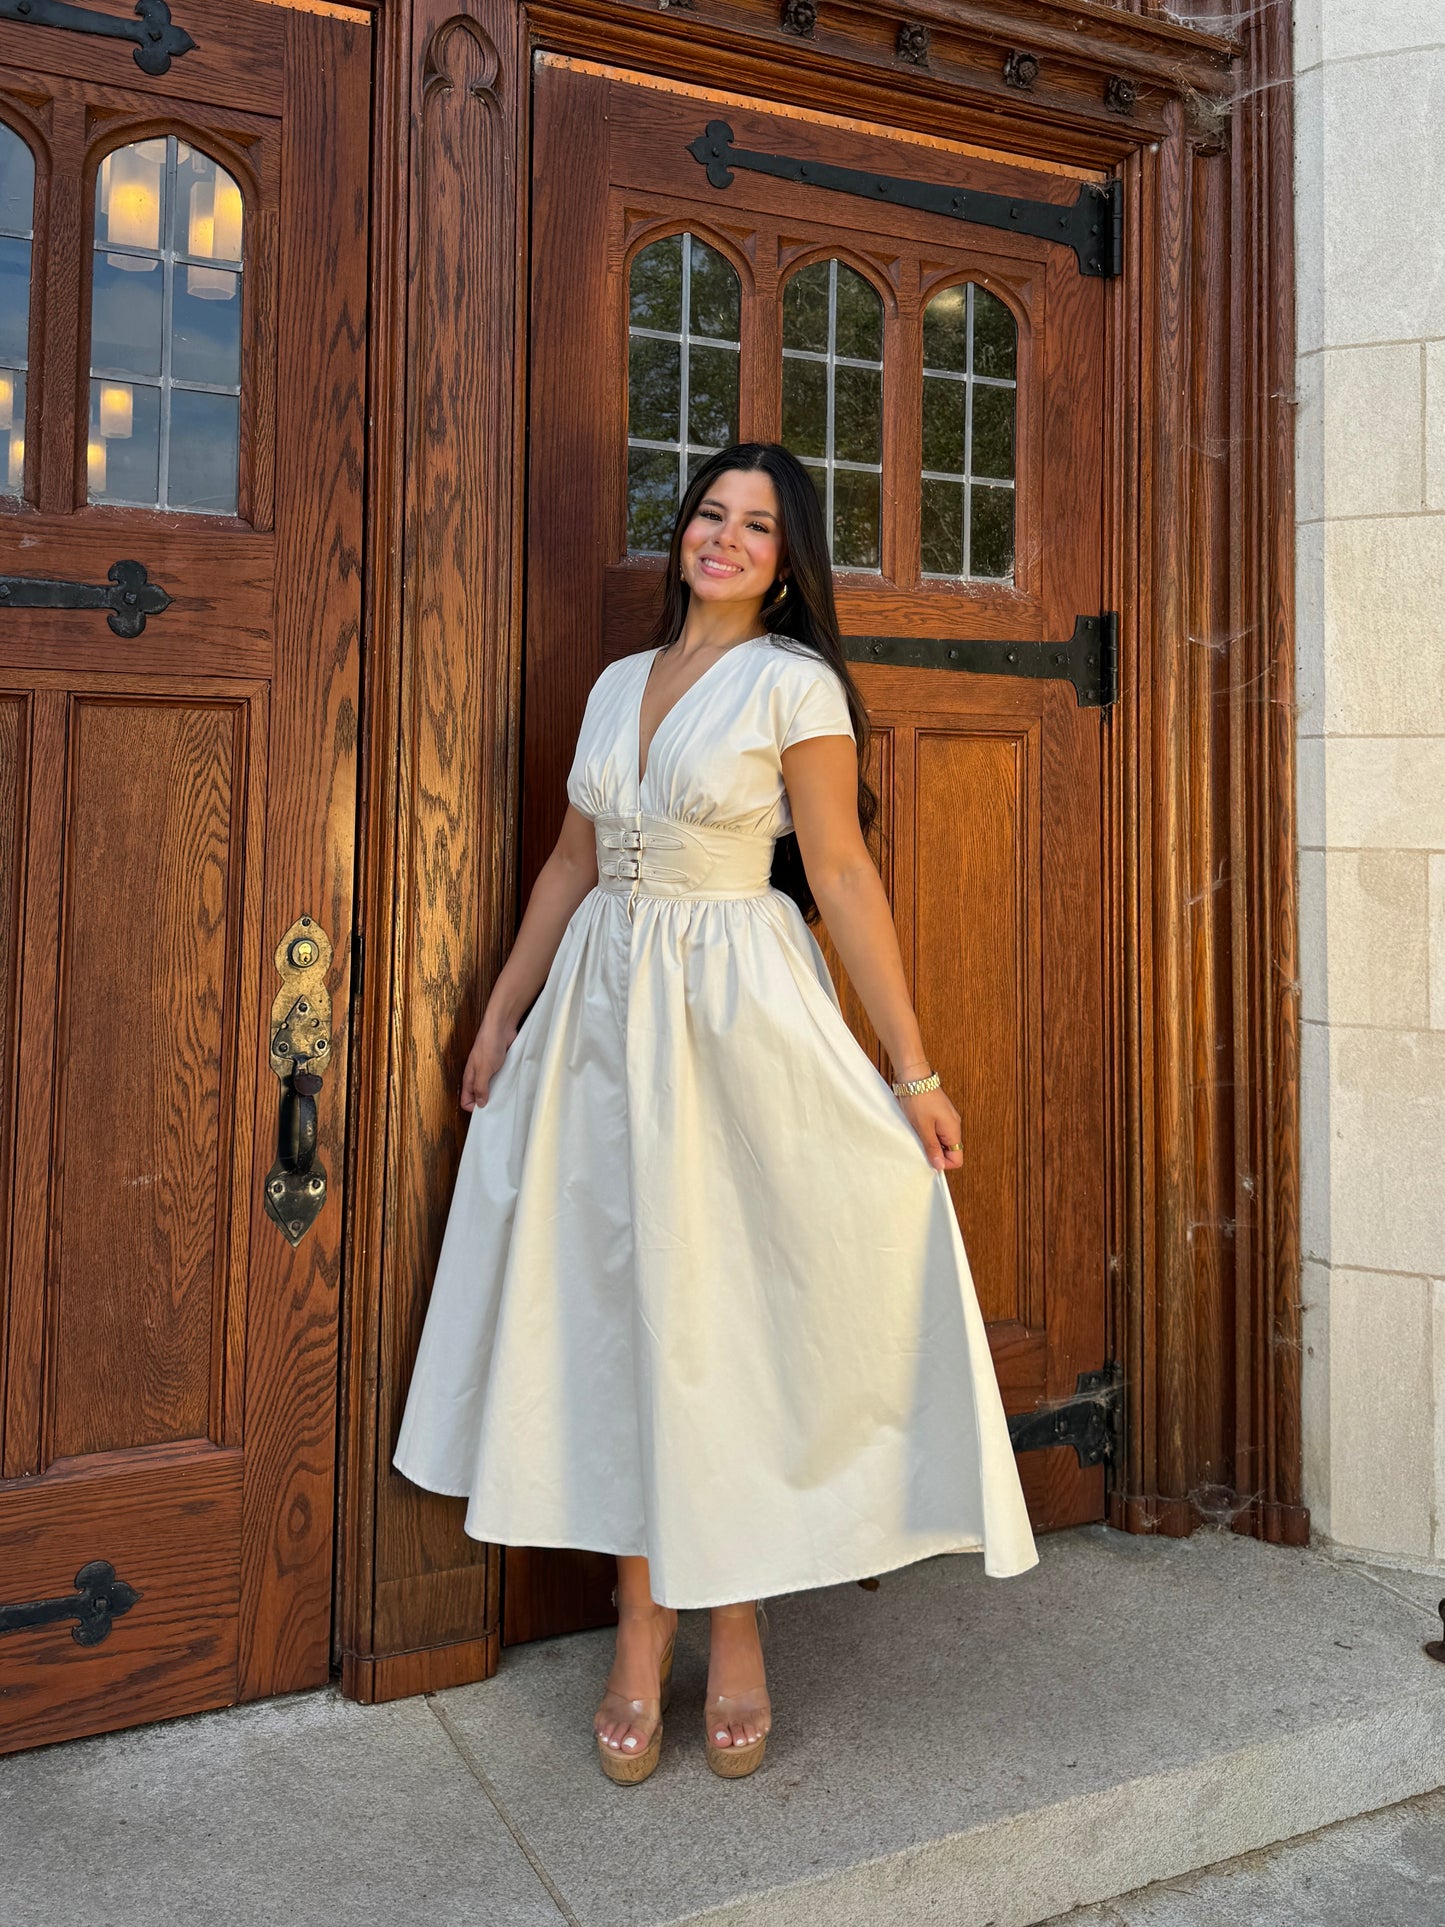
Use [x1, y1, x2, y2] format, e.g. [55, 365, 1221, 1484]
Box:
[1294, 0, 1445, 1564]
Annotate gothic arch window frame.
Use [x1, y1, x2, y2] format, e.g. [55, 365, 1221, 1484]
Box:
[918, 273, 1025, 587]
[778, 246, 894, 577]
[0, 108, 48, 509]
[621, 219, 750, 559]
[80, 119, 264, 525]
[910, 261, 1039, 605]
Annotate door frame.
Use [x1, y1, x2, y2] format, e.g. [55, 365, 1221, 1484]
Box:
[336, 0, 1302, 1702]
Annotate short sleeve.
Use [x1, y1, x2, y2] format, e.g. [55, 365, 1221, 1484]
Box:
[780, 661, 856, 750]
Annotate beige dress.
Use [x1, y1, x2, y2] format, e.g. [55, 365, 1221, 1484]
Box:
[392, 633, 1038, 1607]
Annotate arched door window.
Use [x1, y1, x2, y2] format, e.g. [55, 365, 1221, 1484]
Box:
[920, 282, 1017, 581]
[0, 122, 35, 499]
[781, 259, 883, 571]
[89, 135, 244, 513]
[626, 231, 740, 554]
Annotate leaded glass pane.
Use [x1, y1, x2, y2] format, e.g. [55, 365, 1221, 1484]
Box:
[688, 342, 737, 449]
[170, 142, 244, 267]
[630, 233, 683, 332]
[629, 335, 681, 443]
[833, 264, 882, 361]
[970, 485, 1015, 579]
[89, 136, 245, 514]
[88, 377, 161, 504]
[170, 266, 241, 387]
[0, 124, 34, 501]
[626, 232, 741, 554]
[0, 233, 29, 364]
[920, 281, 1018, 582]
[921, 372, 965, 474]
[781, 258, 884, 573]
[780, 355, 826, 460]
[782, 262, 829, 354]
[689, 236, 739, 340]
[921, 477, 963, 576]
[972, 381, 1015, 480]
[628, 447, 678, 554]
[921, 283, 968, 375]
[833, 465, 880, 570]
[2, 369, 24, 494]
[972, 288, 1017, 380]
[0, 125, 32, 234]
[834, 362, 881, 465]
[91, 253, 164, 376]
[169, 389, 239, 513]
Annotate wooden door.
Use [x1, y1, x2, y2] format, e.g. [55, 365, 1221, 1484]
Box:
[0, 2, 369, 1752]
[510, 57, 1108, 1644]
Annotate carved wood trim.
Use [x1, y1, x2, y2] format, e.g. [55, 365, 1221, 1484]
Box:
[1105, 0, 1306, 1546]
[334, 0, 524, 1682]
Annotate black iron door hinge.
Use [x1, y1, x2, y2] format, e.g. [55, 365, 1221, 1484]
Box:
[0, 0, 196, 75]
[843, 613, 1118, 709]
[1008, 1362, 1123, 1469]
[688, 121, 1123, 279]
[0, 559, 172, 637]
[0, 1559, 141, 1646]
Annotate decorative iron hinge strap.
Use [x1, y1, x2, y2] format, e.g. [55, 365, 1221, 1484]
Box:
[843, 613, 1119, 709]
[0, 0, 196, 74]
[0, 1559, 141, 1646]
[0, 559, 172, 637]
[1007, 1364, 1123, 1469]
[688, 121, 1123, 279]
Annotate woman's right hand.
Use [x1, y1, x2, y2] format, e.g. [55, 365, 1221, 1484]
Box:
[461, 1013, 518, 1111]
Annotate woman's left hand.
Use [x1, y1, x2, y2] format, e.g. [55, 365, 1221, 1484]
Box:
[897, 1087, 965, 1171]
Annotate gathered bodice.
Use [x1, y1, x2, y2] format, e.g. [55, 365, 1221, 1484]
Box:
[565, 634, 857, 845]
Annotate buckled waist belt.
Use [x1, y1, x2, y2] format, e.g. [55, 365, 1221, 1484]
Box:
[595, 812, 775, 900]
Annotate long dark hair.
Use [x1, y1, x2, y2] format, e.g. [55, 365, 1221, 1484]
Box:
[645, 442, 880, 926]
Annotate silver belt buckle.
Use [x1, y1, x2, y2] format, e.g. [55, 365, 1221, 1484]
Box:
[620, 827, 644, 851]
[615, 854, 640, 880]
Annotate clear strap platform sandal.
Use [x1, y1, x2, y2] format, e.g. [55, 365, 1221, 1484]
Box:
[594, 1586, 676, 1786]
[704, 1600, 772, 1779]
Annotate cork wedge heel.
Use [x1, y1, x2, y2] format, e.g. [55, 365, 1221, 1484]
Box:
[704, 1601, 771, 1779]
[595, 1626, 675, 1786]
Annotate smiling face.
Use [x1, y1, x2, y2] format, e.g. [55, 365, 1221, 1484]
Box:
[677, 468, 786, 609]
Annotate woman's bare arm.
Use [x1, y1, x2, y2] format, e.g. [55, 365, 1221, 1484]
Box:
[463, 803, 599, 1109]
[780, 733, 964, 1171]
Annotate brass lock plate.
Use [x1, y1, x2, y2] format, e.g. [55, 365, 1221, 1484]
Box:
[264, 914, 334, 1247]
[268, 915, 333, 1081]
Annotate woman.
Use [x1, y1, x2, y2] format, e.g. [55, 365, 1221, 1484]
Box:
[393, 441, 1037, 1786]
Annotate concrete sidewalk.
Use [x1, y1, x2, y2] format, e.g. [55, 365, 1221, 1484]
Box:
[3, 1526, 1444, 1926]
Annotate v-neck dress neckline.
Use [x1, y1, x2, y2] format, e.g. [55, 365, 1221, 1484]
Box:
[635, 634, 766, 795]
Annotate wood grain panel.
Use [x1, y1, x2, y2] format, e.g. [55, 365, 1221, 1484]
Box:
[3, 691, 67, 1482]
[0, 1444, 241, 1755]
[914, 725, 1038, 1331]
[45, 700, 242, 1462]
[0, 695, 25, 1466]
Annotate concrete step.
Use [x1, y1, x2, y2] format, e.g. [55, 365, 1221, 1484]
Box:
[2, 1526, 1443, 1926]
[1052, 1786, 1445, 1925]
